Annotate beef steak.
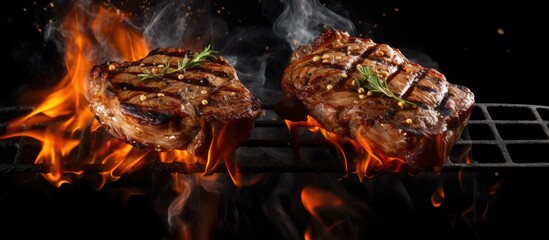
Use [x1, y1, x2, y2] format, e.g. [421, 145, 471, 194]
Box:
[89, 48, 261, 171]
[277, 29, 474, 173]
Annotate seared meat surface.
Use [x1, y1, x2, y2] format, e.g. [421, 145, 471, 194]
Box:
[89, 48, 261, 168]
[277, 29, 474, 172]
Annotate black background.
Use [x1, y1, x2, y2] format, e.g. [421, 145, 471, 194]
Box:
[1, 0, 548, 239]
[2, 0, 548, 105]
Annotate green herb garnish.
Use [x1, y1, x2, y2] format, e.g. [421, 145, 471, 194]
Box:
[138, 45, 218, 81]
[355, 65, 416, 106]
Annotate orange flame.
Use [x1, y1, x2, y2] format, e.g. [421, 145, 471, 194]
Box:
[286, 116, 411, 180]
[285, 116, 348, 173]
[431, 184, 445, 208]
[285, 115, 338, 139]
[91, 7, 149, 62]
[304, 229, 313, 240]
[465, 152, 473, 164]
[159, 150, 198, 165]
[353, 130, 406, 179]
[206, 120, 263, 187]
[301, 186, 344, 214]
[454, 169, 501, 226]
[1, 5, 151, 187]
[301, 186, 347, 240]
[0, 2, 248, 191]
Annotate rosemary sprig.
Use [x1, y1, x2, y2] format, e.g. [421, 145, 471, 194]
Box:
[138, 45, 218, 81]
[355, 65, 416, 106]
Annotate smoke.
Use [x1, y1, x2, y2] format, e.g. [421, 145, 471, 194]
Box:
[21, 0, 503, 239]
[35, 0, 369, 238]
[143, 0, 228, 51]
[262, 174, 300, 240]
[273, 0, 355, 50]
[221, 27, 284, 103]
[167, 174, 193, 228]
[163, 173, 228, 239]
[143, 1, 189, 48]
[400, 48, 441, 70]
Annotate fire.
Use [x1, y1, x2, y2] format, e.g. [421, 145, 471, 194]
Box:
[0, 2, 250, 190]
[301, 186, 344, 214]
[0, 5, 153, 187]
[431, 184, 445, 208]
[286, 116, 408, 180]
[301, 186, 345, 239]
[300, 185, 371, 239]
[285, 115, 338, 139]
[285, 116, 348, 173]
[90, 7, 149, 62]
[159, 150, 197, 164]
[0, 5, 232, 237]
[353, 129, 406, 179]
[455, 169, 502, 225]
[304, 230, 313, 240]
[0, 1, 502, 239]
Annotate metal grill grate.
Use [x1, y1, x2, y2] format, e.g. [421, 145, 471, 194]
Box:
[448, 103, 549, 168]
[1, 103, 549, 173]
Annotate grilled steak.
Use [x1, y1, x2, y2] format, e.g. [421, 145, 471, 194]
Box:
[89, 48, 261, 171]
[277, 29, 474, 173]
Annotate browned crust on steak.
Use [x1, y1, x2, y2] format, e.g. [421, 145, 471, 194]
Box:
[277, 29, 475, 173]
[89, 48, 261, 167]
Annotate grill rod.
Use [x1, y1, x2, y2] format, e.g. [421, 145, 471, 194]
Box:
[1, 161, 546, 174]
[1, 103, 549, 173]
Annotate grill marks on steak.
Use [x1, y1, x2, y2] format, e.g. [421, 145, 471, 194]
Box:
[89, 48, 261, 168]
[277, 29, 475, 172]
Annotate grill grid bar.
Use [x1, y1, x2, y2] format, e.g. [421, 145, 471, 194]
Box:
[1, 103, 549, 173]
